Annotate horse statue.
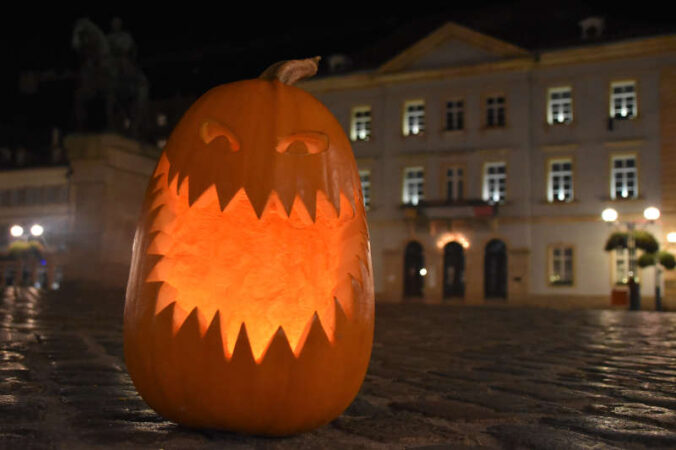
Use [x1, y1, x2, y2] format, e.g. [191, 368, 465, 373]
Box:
[72, 18, 148, 138]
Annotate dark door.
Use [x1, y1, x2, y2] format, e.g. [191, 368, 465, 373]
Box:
[404, 241, 424, 297]
[443, 242, 465, 299]
[484, 239, 507, 299]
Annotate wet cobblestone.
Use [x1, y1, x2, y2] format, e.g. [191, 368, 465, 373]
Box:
[1, 287, 676, 448]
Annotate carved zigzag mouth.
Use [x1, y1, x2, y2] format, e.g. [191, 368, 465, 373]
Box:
[163, 151, 361, 221]
[147, 267, 368, 363]
[139, 157, 371, 361]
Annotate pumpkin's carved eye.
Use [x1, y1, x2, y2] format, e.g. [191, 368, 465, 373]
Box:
[200, 120, 240, 151]
[276, 131, 329, 155]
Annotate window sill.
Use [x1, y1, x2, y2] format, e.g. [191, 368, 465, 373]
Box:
[548, 282, 574, 287]
[442, 128, 465, 135]
[481, 125, 508, 132]
[401, 133, 426, 139]
[540, 198, 578, 205]
[605, 196, 643, 202]
[546, 121, 574, 128]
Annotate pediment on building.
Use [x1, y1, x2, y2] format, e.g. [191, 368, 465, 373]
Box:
[378, 22, 529, 73]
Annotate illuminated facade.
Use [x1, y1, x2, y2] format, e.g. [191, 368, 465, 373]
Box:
[300, 22, 676, 309]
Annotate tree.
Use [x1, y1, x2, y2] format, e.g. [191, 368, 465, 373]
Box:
[604, 230, 674, 271]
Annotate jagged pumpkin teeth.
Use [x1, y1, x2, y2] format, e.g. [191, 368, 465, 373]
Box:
[124, 57, 374, 436]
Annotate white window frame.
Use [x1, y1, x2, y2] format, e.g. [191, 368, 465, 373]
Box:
[547, 86, 573, 125]
[445, 99, 464, 131]
[350, 106, 372, 142]
[613, 247, 630, 285]
[402, 166, 424, 206]
[549, 245, 574, 286]
[547, 158, 573, 202]
[445, 166, 464, 202]
[482, 162, 506, 203]
[485, 95, 506, 128]
[610, 155, 638, 199]
[359, 169, 371, 210]
[610, 81, 637, 120]
[403, 100, 425, 136]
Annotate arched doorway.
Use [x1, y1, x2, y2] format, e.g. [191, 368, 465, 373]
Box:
[484, 239, 507, 299]
[404, 241, 424, 298]
[443, 242, 465, 299]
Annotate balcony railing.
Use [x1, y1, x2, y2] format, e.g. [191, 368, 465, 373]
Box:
[401, 199, 498, 219]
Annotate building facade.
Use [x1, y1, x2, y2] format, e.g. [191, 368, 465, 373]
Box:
[300, 23, 676, 309]
[0, 134, 160, 289]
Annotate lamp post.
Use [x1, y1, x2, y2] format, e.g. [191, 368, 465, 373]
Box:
[602, 206, 661, 311]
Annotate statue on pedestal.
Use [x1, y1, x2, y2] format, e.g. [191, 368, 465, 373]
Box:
[72, 17, 148, 138]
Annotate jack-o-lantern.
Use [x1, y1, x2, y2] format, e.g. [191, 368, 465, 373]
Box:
[124, 57, 374, 436]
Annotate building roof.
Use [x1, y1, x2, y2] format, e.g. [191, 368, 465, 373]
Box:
[319, 5, 676, 77]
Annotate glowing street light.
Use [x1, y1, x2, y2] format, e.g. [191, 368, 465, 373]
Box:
[644, 206, 661, 221]
[10, 225, 24, 237]
[419, 267, 428, 276]
[601, 208, 618, 223]
[603, 206, 662, 311]
[30, 224, 44, 237]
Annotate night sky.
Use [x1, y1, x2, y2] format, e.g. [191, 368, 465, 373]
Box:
[2, 1, 674, 147]
[5, 2, 674, 93]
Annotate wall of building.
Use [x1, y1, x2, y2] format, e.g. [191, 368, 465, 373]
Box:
[305, 37, 676, 309]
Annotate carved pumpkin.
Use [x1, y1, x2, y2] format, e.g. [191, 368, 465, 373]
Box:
[124, 57, 374, 436]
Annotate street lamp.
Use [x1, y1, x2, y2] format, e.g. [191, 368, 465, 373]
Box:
[602, 206, 662, 310]
[10, 225, 24, 237]
[30, 224, 44, 237]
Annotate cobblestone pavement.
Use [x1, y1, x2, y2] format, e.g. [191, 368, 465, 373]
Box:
[2, 286, 676, 449]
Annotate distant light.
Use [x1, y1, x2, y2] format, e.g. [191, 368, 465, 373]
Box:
[667, 232, 676, 243]
[557, 191, 565, 201]
[40, 259, 47, 266]
[10, 225, 23, 237]
[30, 224, 44, 236]
[157, 113, 167, 127]
[436, 232, 470, 249]
[601, 208, 618, 223]
[644, 207, 660, 221]
[419, 267, 428, 276]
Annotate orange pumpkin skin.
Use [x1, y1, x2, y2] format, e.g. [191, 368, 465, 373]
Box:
[123, 70, 374, 435]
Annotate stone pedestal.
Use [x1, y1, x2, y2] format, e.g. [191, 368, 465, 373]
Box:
[64, 133, 160, 287]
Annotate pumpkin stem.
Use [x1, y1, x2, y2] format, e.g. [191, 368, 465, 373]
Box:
[259, 56, 321, 85]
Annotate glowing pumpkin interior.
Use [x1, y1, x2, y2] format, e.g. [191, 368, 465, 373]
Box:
[146, 173, 367, 361]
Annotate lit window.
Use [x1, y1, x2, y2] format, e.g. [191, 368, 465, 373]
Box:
[613, 247, 629, 285]
[611, 156, 638, 199]
[350, 107, 371, 142]
[549, 245, 574, 286]
[403, 100, 425, 136]
[548, 159, 573, 202]
[547, 87, 573, 125]
[483, 162, 506, 203]
[157, 113, 167, 127]
[445, 167, 464, 202]
[359, 169, 371, 210]
[610, 81, 637, 119]
[445, 100, 464, 131]
[402, 166, 424, 205]
[485, 95, 506, 127]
